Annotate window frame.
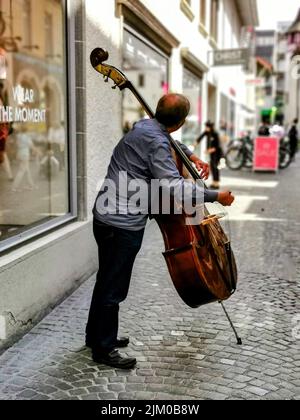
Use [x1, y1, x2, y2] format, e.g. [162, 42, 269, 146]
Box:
[210, 0, 219, 43]
[22, 0, 32, 49]
[200, 0, 206, 26]
[182, 66, 203, 146]
[0, 0, 77, 254]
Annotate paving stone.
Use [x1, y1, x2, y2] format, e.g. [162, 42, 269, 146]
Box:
[98, 392, 117, 400]
[247, 387, 270, 397]
[80, 393, 99, 400]
[107, 383, 125, 392]
[69, 388, 88, 396]
[16, 390, 38, 399]
[220, 359, 236, 366]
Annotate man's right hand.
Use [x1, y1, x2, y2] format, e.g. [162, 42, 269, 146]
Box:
[217, 191, 235, 206]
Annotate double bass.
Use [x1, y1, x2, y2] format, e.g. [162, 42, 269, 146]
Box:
[90, 48, 241, 343]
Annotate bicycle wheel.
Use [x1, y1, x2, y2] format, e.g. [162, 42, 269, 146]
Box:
[225, 147, 245, 170]
[279, 147, 292, 169]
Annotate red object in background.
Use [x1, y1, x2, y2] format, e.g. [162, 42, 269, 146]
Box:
[162, 82, 169, 95]
[198, 97, 202, 124]
[229, 87, 236, 97]
[253, 137, 280, 172]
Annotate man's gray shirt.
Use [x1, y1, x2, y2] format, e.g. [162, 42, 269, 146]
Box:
[94, 119, 218, 230]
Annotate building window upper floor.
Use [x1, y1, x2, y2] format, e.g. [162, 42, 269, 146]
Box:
[210, 0, 219, 43]
[200, 0, 206, 26]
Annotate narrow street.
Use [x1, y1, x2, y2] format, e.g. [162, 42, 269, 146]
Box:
[0, 160, 299, 401]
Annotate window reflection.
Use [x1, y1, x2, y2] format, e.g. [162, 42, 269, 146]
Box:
[0, 0, 68, 243]
[182, 67, 202, 147]
[122, 29, 168, 132]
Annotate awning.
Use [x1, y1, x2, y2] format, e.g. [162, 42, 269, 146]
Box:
[256, 56, 273, 73]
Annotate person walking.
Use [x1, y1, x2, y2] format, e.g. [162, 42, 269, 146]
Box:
[0, 122, 13, 181]
[0, 84, 13, 181]
[258, 120, 270, 136]
[269, 120, 285, 141]
[288, 118, 299, 160]
[11, 125, 36, 192]
[196, 121, 222, 190]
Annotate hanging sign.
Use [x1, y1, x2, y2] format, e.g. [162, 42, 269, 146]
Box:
[213, 49, 249, 66]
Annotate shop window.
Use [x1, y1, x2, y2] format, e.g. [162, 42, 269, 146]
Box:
[0, 0, 70, 248]
[122, 28, 169, 132]
[182, 67, 202, 147]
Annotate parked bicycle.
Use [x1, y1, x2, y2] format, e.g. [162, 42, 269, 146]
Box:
[225, 134, 292, 170]
[225, 134, 253, 170]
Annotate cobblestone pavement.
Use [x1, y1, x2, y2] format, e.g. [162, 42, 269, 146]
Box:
[0, 160, 299, 400]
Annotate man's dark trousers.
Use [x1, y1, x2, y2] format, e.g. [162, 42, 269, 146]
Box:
[290, 137, 298, 160]
[86, 219, 145, 352]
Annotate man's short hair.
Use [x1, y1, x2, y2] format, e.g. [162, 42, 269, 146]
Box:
[205, 120, 214, 129]
[155, 94, 190, 128]
[294, 118, 299, 124]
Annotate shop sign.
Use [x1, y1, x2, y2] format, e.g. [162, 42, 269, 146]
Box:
[213, 49, 249, 66]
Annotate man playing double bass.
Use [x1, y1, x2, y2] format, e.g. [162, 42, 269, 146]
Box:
[86, 94, 235, 369]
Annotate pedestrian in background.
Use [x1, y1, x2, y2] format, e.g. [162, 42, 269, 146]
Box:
[258, 119, 270, 136]
[269, 120, 285, 141]
[48, 122, 65, 171]
[196, 121, 222, 190]
[0, 122, 13, 181]
[0, 85, 13, 181]
[288, 118, 299, 161]
[11, 124, 36, 192]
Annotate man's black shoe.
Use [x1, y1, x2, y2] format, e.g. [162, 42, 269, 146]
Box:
[115, 337, 130, 348]
[86, 337, 129, 349]
[92, 349, 136, 369]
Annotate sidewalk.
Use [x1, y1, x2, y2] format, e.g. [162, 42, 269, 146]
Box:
[0, 160, 299, 400]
